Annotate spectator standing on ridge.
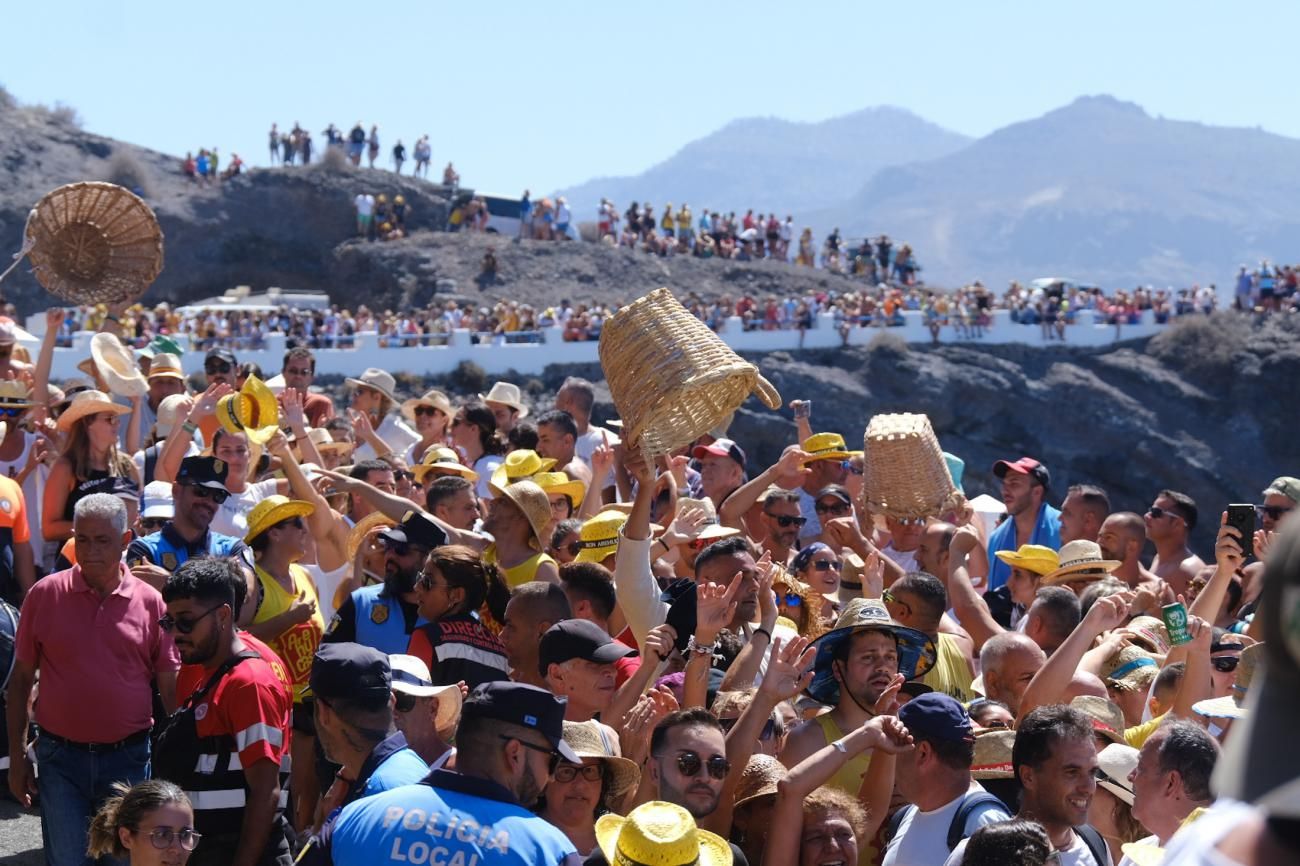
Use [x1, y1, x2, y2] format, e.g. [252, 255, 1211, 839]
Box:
[391, 140, 405, 175]
[367, 125, 380, 169]
[348, 122, 365, 165]
[413, 134, 431, 177]
[354, 191, 375, 237]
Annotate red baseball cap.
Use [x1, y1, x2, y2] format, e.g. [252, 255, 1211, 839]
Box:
[691, 438, 746, 468]
[992, 457, 1051, 488]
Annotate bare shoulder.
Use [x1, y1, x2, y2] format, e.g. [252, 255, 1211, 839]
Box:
[779, 717, 829, 767]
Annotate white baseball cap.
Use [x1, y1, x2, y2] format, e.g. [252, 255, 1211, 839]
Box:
[141, 481, 174, 520]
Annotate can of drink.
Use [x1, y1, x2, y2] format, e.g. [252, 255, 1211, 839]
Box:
[1162, 602, 1192, 646]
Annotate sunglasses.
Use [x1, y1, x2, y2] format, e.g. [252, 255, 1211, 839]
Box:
[815, 501, 851, 514]
[139, 827, 203, 851]
[812, 560, 842, 573]
[892, 516, 928, 526]
[381, 538, 428, 558]
[139, 517, 169, 533]
[180, 483, 229, 505]
[778, 592, 803, 608]
[553, 763, 603, 784]
[840, 460, 865, 475]
[414, 405, 442, 417]
[1212, 656, 1240, 673]
[1257, 504, 1294, 520]
[767, 514, 807, 528]
[563, 541, 582, 557]
[977, 719, 1011, 730]
[717, 717, 779, 741]
[275, 516, 305, 531]
[500, 735, 561, 773]
[205, 361, 233, 374]
[660, 750, 730, 781]
[394, 691, 419, 713]
[158, 603, 225, 635]
[1146, 505, 1183, 522]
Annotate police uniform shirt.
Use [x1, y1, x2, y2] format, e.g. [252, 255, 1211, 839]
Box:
[127, 522, 253, 573]
[323, 584, 424, 656]
[329, 769, 581, 866]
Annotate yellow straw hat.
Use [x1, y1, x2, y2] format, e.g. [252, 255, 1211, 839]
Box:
[490, 449, 556, 492]
[595, 802, 732, 866]
[216, 374, 280, 445]
[412, 446, 479, 483]
[89, 332, 148, 397]
[575, 510, 629, 564]
[244, 495, 315, 544]
[346, 512, 397, 562]
[801, 432, 852, 462]
[56, 389, 130, 433]
[994, 544, 1060, 577]
[533, 471, 586, 509]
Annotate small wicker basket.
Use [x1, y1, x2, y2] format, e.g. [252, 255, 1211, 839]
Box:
[863, 412, 957, 520]
[23, 182, 163, 304]
[599, 287, 781, 458]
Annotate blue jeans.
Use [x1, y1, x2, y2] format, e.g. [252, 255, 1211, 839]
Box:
[36, 735, 150, 866]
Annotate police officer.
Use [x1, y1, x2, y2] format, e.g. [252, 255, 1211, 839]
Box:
[328, 681, 582, 866]
[323, 510, 446, 654]
[127, 456, 254, 600]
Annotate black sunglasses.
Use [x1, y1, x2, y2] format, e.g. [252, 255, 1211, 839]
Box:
[815, 501, 851, 514]
[660, 750, 730, 780]
[500, 735, 561, 773]
[394, 691, 419, 713]
[812, 560, 842, 572]
[275, 516, 305, 531]
[158, 604, 225, 635]
[413, 405, 442, 417]
[767, 514, 807, 528]
[381, 537, 428, 557]
[180, 483, 229, 505]
[139, 518, 169, 532]
[205, 360, 233, 374]
[1257, 504, 1294, 520]
[563, 541, 582, 557]
[1212, 656, 1240, 673]
[1146, 505, 1183, 522]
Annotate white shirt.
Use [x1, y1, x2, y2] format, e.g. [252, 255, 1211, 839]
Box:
[946, 827, 1110, 866]
[1157, 800, 1256, 866]
[472, 454, 504, 501]
[354, 194, 374, 216]
[883, 543, 919, 573]
[353, 414, 421, 463]
[574, 425, 620, 495]
[211, 478, 280, 539]
[882, 785, 1011, 866]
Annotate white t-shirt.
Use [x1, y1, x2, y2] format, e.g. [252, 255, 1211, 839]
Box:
[211, 478, 279, 539]
[353, 415, 421, 463]
[1156, 800, 1257, 866]
[574, 425, 620, 495]
[882, 785, 1011, 866]
[883, 543, 920, 573]
[0, 431, 48, 569]
[945, 827, 1111, 866]
[354, 194, 374, 216]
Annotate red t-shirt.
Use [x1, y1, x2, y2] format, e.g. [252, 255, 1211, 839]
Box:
[176, 634, 293, 770]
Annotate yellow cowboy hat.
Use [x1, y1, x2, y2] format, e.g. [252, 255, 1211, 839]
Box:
[574, 510, 629, 564]
[400, 389, 455, 423]
[533, 471, 585, 509]
[346, 511, 398, 562]
[216, 374, 280, 445]
[244, 495, 315, 543]
[413, 446, 479, 484]
[801, 432, 852, 462]
[595, 802, 731, 866]
[994, 543, 1060, 576]
[490, 449, 556, 492]
[89, 332, 148, 397]
[56, 389, 130, 433]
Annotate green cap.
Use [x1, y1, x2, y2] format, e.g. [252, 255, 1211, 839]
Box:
[1264, 476, 1300, 503]
[139, 335, 184, 359]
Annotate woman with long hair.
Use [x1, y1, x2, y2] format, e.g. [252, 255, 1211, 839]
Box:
[405, 545, 510, 687]
[87, 780, 199, 866]
[450, 401, 504, 501]
[42, 390, 137, 542]
[790, 543, 844, 625]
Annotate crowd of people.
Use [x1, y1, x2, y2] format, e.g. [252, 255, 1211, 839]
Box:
[181, 149, 243, 184]
[0, 298, 1295, 866]
[268, 123, 440, 179]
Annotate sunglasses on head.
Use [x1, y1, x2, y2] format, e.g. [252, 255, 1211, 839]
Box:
[158, 603, 226, 635]
[661, 750, 730, 780]
[1257, 504, 1294, 520]
[1146, 505, 1182, 522]
[1212, 655, 1240, 673]
[767, 514, 807, 528]
[812, 560, 842, 572]
[180, 482, 230, 505]
[500, 735, 561, 773]
[205, 360, 232, 374]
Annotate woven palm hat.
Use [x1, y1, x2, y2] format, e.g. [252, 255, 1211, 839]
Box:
[216, 375, 279, 445]
[599, 287, 780, 459]
[595, 802, 732, 866]
[1193, 642, 1261, 720]
[412, 446, 478, 483]
[498, 480, 552, 549]
[146, 352, 185, 381]
[244, 495, 315, 543]
[20, 182, 164, 304]
[1124, 615, 1172, 655]
[1070, 695, 1127, 745]
[560, 720, 641, 804]
[89, 332, 148, 397]
[533, 471, 586, 509]
[575, 510, 629, 564]
[56, 389, 129, 432]
[733, 754, 786, 809]
[1041, 540, 1121, 586]
[310, 429, 354, 457]
[345, 368, 398, 402]
[346, 512, 397, 562]
[0, 381, 34, 408]
[995, 544, 1061, 577]
[479, 381, 528, 416]
[806, 597, 938, 705]
[970, 729, 1016, 780]
[401, 388, 454, 423]
[863, 413, 957, 520]
[490, 449, 556, 492]
[1102, 645, 1159, 693]
[801, 432, 853, 463]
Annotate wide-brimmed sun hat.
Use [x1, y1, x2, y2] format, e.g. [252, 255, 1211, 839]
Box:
[1041, 540, 1121, 587]
[479, 381, 528, 416]
[533, 471, 586, 509]
[146, 352, 186, 382]
[807, 597, 938, 705]
[560, 719, 641, 804]
[56, 389, 130, 432]
[216, 375, 279, 445]
[412, 446, 478, 483]
[574, 510, 629, 564]
[244, 495, 315, 543]
[1102, 645, 1159, 693]
[490, 449, 557, 492]
[801, 432, 852, 462]
[595, 802, 731, 866]
[733, 754, 786, 809]
[138, 334, 183, 360]
[995, 543, 1061, 576]
[0, 381, 34, 408]
[388, 653, 462, 733]
[345, 368, 398, 402]
[971, 729, 1016, 780]
[90, 332, 147, 397]
[401, 389, 454, 423]
[1096, 742, 1139, 805]
[346, 512, 397, 563]
[675, 497, 742, 544]
[1070, 695, 1127, 745]
[498, 480, 552, 549]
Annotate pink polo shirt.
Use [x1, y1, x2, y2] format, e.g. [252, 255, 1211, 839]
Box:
[16, 563, 180, 743]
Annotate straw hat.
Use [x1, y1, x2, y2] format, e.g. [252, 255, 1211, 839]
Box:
[401, 389, 454, 423]
[413, 446, 478, 483]
[1070, 695, 1127, 745]
[1102, 645, 1159, 693]
[498, 480, 552, 549]
[311, 429, 354, 458]
[598, 287, 780, 459]
[1096, 743, 1140, 805]
[676, 497, 742, 544]
[0, 381, 34, 408]
[970, 729, 1016, 780]
[1041, 540, 1121, 586]
[994, 544, 1060, 577]
[533, 471, 585, 509]
[56, 389, 130, 432]
[345, 368, 398, 402]
[1124, 615, 1172, 655]
[801, 432, 852, 463]
[244, 495, 315, 543]
[89, 333, 148, 397]
[806, 597, 938, 705]
[389, 654, 462, 734]
[147, 352, 185, 381]
[595, 802, 731, 866]
[560, 720, 641, 803]
[575, 510, 629, 564]
[733, 754, 785, 809]
[480, 381, 528, 417]
[1193, 642, 1261, 720]
[490, 449, 556, 491]
[346, 512, 398, 563]
[862, 413, 957, 520]
[216, 375, 279, 445]
[22, 182, 164, 304]
[155, 393, 190, 438]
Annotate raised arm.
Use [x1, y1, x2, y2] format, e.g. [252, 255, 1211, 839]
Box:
[268, 432, 347, 571]
[1018, 591, 1133, 722]
[612, 452, 669, 643]
[1189, 516, 1243, 625]
[717, 446, 810, 530]
[157, 384, 227, 483]
[945, 526, 1005, 651]
[33, 308, 63, 407]
[718, 552, 777, 690]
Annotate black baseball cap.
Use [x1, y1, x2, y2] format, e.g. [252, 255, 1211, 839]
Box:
[816, 484, 852, 505]
[538, 619, 633, 677]
[205, 348, 237, 366]
[662, 579, 698, 653]
[992, 457, 1051, 489]
[176, 456, 231, 492]
[460, 681, 580, 763]
[380, 510, 448, 550]
[898, 692, 975, 743]
[309, 642, 391, 703]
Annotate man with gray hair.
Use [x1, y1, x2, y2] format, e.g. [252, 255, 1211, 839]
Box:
[977, 632, 1045, 716]
[1126, 719, 1219, 854]
[7, 493, 180, 866]
[554, 376, 620, 499]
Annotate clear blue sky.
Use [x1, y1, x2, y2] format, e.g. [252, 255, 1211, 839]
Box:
[4, 1, 1294, 197]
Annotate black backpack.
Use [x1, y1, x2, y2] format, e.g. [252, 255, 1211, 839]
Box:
[153, 650, 258, 785]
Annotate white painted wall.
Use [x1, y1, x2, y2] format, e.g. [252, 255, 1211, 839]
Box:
[38, 308, 1169, 380]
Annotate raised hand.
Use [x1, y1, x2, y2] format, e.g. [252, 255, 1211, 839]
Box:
[279, 387, 306, 430]
[642, 623, 677, 662]
[1215, 513, 1245, 571]
[1089, 591, 1136, 632]
[871, 673, 906, 716]
[755, 551, 778, 629]
[266, 430, 291, 458]
[695, 578, 743, 642]
[863, 714, 914, 754]
[758, 636, 817, 702]
[190, 382, 232, 420]
[591, 430, 615, 477]
[774, 445, 812, 482]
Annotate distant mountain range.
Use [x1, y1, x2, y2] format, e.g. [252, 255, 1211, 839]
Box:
[561, 95, 1300, 289]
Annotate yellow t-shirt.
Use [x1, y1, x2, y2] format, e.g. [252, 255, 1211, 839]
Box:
[253, 563, 325, 703]
[813, 713, 878, 866]
[919, 632, 975, 703]
[483, 543, 557, 589]
[1124, 712, 1166, 748]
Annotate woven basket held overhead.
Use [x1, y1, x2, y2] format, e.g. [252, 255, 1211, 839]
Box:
[23, 182, 164, 304]
[599, 287, 781, 458]
[863, 412, 957, 520]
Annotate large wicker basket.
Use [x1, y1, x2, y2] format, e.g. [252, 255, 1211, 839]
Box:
[23, 182, 163, 304]
[863, 412, 957, 520]
[599, 287, 781, 458]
